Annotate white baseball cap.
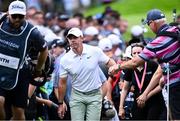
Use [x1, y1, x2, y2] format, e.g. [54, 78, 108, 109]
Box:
[8, 1, 26, 15]
[67, 27, 83, 38]
[107, 34, 122, 45]
[131, 25, 143, 36]
[84, 26, 99, 36]
[123, 45, 132, 59]
[98, 38, 112, 51]
[44, 32, 58, 43]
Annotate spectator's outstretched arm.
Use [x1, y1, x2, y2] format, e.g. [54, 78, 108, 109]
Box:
[109, 56, 145, 75]
[106, 58, 116, 68]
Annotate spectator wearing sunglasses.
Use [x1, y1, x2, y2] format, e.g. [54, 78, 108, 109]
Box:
[0, 1, 48, 120]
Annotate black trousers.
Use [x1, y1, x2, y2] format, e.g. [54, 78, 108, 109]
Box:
[169, 82, 180, 120]
[132, 94, 166, 120]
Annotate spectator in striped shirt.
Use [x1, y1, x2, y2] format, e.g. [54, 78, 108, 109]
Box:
[109, 9, 180, 120]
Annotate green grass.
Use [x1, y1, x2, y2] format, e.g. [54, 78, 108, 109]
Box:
[84, 0, 180, 41]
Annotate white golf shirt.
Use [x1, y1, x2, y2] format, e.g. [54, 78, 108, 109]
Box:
[60, 44, 110, 92]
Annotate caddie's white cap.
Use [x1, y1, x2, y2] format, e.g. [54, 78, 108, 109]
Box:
[67, 27, 83, 38]
[8, 0, 26, 15]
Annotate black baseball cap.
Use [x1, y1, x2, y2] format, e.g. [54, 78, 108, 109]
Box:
[51, 38, 66, 48]
[58, 14, 69, 21]
[144, 9, 165, 25]
[45, 12, 55, 20]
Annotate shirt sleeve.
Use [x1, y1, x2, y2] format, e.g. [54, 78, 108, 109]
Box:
[99, 67, 107, 84]
[51, 72, 58, 88]
[59, 62, 68, 78]
[53, 60, 61, 88]
[123, 69, 133, 82]
[149, 61, 158, 74]
[139, 46, 156, 61]
[96, 47, 110, 64]
[139, 37, 164, 61]
[29, 28, 47, 52]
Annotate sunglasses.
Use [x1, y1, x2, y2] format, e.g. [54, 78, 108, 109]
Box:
[11, 14, 25, 19]
[147, 21, 153, 26]
[131, 42, 144, 48]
